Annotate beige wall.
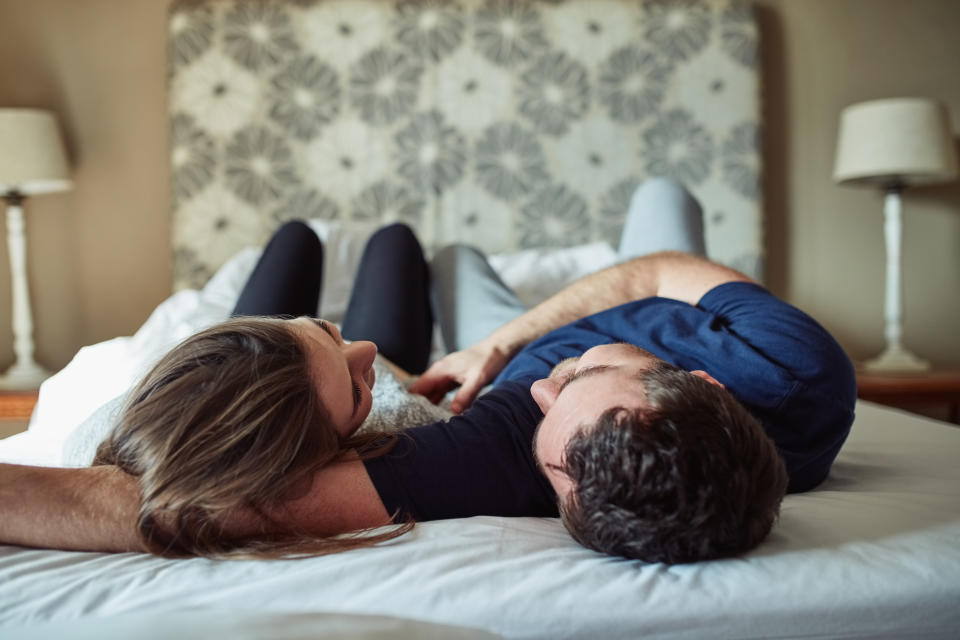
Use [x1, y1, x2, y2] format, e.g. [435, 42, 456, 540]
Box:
[756, 0, 960, 366]
[0, 0, 173, 372]
[0, 0, 958, 374]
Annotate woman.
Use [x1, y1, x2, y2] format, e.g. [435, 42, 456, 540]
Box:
[93, 221, 438, 559]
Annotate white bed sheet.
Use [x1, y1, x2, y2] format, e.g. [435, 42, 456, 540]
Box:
[1, 230, 959, 638]
[1, 402, 959, 638]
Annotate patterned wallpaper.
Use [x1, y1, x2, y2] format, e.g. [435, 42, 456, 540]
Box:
[168, 0, 762, 290]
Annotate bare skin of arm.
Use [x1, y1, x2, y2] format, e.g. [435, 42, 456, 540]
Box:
[0, 464, 144, 552]
[0, 459, 389, 553]
[0, 253, 746, 552]
[409, 251, 754, 412]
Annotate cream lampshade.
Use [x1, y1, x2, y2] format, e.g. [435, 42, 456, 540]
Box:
[833, 97, 958, 372]
[0, 108, 72, 390]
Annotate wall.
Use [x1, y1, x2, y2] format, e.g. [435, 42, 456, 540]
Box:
[0, 0, 958, 374]
[756, 0, 960, 366]
[0, 0, 173, 372]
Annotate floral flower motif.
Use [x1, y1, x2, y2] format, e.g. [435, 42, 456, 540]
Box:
[349, 47, 423, 126]
[641, 109, 714, 185]
[272, 189, 341, 225]
[642, 0, 712, 64]
[541, 1, 638, 66]
[597, 46, 670, 124]
[168, 4, 214, 68]
[173, 184, 269, 290]
[475, 122, 549, 201]
[517, 51, 590, 136]
[474, 0, 549, 68]
[433, 47, 513, 133]
[170, 113, 216, 204]
[393, 0, 466, 63]
[721, 2, 757, 68]
[351, 180, 426, 225]
[172, 246, 215, 291]
[174, 51, 261, 137]
[224, 125, 300, 205]
[269, 55, 341, 141]
[517, 183, 591, 248]
[305, 116, 391, 200]
[722, 122, 760, 200]
[548, 118, 635, 201]
[438, 182, 515, 253]
[597, 177, 641, 248]
[223, 2, 299, 71]
[395, 110, 468, 194]
[300, 1, 390, 67]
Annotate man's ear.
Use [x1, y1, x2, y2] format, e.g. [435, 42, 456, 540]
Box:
[530, 378, 561, 413]
[689, 370, 725, 388]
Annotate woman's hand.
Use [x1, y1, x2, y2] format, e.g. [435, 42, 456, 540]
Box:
[408, 341, 513, 414]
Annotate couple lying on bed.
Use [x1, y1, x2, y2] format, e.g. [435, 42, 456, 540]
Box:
[0, 179, 857, 564]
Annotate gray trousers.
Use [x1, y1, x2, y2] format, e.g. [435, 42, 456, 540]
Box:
[431, 178, 707, 353]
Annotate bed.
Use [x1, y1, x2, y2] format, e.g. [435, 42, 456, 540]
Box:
[2, 1, 960, 638]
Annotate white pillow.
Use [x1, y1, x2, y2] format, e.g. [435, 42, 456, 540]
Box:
[489, 242, 617, 307]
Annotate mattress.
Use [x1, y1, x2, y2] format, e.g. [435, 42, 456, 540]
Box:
[1, 234, 959, 639]
[2, 401, 959, 638]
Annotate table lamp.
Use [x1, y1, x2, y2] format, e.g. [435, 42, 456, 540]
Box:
[0, 108, 72, 390]
[834, 97, 958, 372]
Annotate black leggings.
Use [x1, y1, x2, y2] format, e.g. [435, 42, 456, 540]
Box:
[232, 221, 433, 374]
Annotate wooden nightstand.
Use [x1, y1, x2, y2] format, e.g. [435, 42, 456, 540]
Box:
[856, 370, 960, 424]
[0, 390, 39, 438]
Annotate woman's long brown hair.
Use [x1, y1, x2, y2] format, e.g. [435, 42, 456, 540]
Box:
[93, 317, 412, 558]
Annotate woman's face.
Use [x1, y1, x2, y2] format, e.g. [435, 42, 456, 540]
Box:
[289, 317, 377, 438]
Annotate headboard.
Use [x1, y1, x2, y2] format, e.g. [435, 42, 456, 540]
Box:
[168, 0, 762, 290]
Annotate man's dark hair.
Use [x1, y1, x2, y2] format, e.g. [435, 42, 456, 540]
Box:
[559, 362, 788, 564]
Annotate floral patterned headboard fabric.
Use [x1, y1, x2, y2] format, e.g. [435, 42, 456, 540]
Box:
[169, 0, 762, 290]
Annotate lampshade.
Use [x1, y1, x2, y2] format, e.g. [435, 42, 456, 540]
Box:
[833, 97, 958, 188]
[0, 108, 72, 195]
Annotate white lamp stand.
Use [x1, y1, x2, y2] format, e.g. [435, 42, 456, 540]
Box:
[862, 187, 929, 372]
[0, 108, 73, 390]
[834, 97, 959, 373]
[0, 192, 52, 389]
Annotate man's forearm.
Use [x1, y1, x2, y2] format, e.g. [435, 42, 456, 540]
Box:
[480, 260, 649, 358]
[0, 464, 143, 552]
[482, 251, 753, 358]
[409, 252, 753, 410]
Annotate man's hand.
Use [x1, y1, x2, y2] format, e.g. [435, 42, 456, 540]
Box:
[411, 252, 754, 414]
[408, 340, 513, 414]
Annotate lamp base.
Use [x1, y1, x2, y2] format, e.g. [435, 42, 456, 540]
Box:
[0, 360, 52, 391]
[862, 345, 931, 373]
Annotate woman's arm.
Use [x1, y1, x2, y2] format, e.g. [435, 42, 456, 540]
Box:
[0, 463, 144, 552]
[270, 456, 392, 535]
[0, 459, 391, 552]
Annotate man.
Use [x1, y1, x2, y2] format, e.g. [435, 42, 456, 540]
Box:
[368, 178, 854, 563]
[383, 250, 852, 563]
[0, 180, 856, 562]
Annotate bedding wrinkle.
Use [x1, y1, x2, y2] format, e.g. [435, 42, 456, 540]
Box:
[3, 0, 959, 635]
[2, 403, 959, 636]
[2, 256, 955, 637]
